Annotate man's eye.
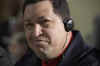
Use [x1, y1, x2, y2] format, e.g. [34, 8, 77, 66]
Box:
[43, 23, 50, 27]
[24, 23, 34, 30]
[25, 23, 32, 27]
[41, 21, 50, 28]
[40, 19, 51, 28]
[43, 19, 50, 23]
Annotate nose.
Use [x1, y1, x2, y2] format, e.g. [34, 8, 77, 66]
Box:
[33, 24, 43, 37]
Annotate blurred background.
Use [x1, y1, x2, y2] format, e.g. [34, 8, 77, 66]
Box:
[68, 0, 100, 46]
[0, 0, 100, 65]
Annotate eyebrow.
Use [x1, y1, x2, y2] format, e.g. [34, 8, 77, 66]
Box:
[24, 16, 52, 23]
[24, 19, 31, 24]
[38, 16, 53, 21]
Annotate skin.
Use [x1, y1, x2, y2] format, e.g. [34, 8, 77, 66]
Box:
[24, 0, 72, 61]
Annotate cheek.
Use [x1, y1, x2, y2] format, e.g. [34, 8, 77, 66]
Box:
[45, 24, 65, 47]
[25, 32, 32, 44]
[46, 29, 60, 46]
[25, 32, 34, 50]
[25, 32, 29, 39]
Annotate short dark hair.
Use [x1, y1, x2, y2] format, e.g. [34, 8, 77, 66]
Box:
[23, 0, 70, 19]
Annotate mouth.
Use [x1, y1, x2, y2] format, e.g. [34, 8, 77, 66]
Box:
[32, 40, 49, 49]
[30, 36, 50, 46]
[35, 39, 49, 42]
[33, 39, 49, 45]
[35, 40, 49, 45]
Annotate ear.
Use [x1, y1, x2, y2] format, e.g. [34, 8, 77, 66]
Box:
[63, 17, 73, 32]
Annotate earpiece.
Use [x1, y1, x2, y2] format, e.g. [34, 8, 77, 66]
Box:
[63, 18, 73, 32]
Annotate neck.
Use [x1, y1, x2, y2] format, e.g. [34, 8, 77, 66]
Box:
[58, 31, 73, 57]
[64, 31, 72, 48]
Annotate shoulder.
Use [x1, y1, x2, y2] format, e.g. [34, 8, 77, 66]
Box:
[60, 31, 100, 66]
[15, 50, 41, 66]
[78, 47, 100, 66]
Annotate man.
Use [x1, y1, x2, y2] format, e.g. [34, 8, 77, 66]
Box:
[15, 0, 100, 66]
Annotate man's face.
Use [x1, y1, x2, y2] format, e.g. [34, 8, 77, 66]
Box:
[24, 1, 67, 60]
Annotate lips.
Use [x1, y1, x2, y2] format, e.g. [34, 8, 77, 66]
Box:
[33, 39, 49, 48]
[30, 36, 50, 45]
[35, 39, 49, 42]
[34, 37, 49, 42]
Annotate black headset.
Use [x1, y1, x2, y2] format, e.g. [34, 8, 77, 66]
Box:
[63, 17, 73, 32]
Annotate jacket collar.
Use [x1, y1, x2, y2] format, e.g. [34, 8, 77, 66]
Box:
[58, 30, 89, 66]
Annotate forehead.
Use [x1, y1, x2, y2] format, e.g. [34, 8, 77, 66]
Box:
[24, 1, 55, 19]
